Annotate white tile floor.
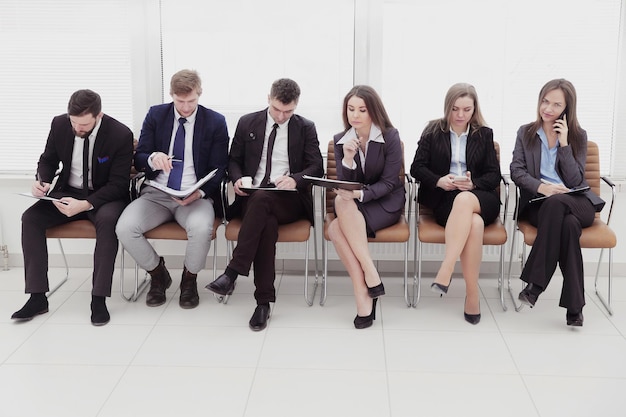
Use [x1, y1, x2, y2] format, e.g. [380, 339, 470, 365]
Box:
[1, 266, 625, 417]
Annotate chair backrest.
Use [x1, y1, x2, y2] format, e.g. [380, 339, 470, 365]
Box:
[419, 140, 501, 215]
[585, 141, 601, 196]
[325, 140, 405, 215]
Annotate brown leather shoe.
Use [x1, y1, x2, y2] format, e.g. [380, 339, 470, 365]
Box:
[146, 257, 172, 307]
[179, 267, 199, 309]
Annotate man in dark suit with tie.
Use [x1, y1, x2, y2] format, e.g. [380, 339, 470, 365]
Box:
[12, 89, 134, 326]
[116, 69, 229, 309]
[206, 78, 323, 331]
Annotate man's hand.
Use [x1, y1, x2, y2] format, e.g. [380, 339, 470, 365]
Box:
[538, 182, 570, 197]
[53, 197, 92, 217]
[233, 178, 250, 196]
[150, 152, 174, 173]
[31, 180, 50, 197]
[275, 175, 296, 190]
[172, 190, 202, 206]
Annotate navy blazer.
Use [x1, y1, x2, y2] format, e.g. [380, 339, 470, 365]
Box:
[510, 123, 604, 216]
[38, 114, 134, 210]
[410, 125, 501, 209]
[227, 109, 324, 222]
[333, 127, 406, 214]
[134, 103, 229, 202]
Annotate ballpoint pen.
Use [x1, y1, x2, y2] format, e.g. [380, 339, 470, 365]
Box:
[168, 156, 183, 163]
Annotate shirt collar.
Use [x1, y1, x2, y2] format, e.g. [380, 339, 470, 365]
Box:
[449, 124, 470, 140]
[266, 109, 290, 130]
[174, 106, 197, 124]
[337, 124, 385, 145]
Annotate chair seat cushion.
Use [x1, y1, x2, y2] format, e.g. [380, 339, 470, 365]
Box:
[225, 218, 311, 242]
[418, 215, 507, 245]
[518, 218, 616, 248]
[46, 220, 96, 239]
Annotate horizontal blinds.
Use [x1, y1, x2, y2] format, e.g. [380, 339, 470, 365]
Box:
[0, 0, 134, 174]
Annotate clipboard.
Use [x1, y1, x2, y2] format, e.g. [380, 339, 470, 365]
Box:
[240, 187, 297, 193]
[18, 193, 69, 205]
[529, 186, 590, 203]
[303, 175, 363, 190]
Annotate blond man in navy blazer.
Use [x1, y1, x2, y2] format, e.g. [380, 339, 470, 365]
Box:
[116, 70, 229, 309]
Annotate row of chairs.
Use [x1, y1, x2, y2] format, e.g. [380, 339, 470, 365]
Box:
[45, 140, 617, 314]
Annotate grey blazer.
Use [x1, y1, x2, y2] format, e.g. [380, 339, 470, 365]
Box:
[509, 123, 604, 216]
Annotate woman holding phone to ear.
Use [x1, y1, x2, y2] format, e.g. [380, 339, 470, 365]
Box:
[410, 83, 501, 325]
[328, 85, 405, 329]
[510, 78, 603, 327]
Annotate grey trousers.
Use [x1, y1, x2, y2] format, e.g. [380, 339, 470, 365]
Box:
[116, 186, 215, 274]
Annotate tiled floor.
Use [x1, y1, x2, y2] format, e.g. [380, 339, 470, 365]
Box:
[1, 266, 625, 417]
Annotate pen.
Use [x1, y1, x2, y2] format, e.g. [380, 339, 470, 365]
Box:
[36, 172, 43, 186]
[168, 156, 183, 163]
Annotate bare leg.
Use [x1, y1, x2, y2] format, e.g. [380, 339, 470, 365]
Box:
[459, 213, 484, 315]
[434, 192, 482, 287]
[333, 196, 381, 288]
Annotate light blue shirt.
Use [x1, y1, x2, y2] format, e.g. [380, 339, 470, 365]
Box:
[537, 127, 563, 185]
[448, 125, 469, 176]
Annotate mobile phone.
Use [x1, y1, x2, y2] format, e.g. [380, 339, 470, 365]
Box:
[453, 175, 469, 182]
[558, 109, 567, 120]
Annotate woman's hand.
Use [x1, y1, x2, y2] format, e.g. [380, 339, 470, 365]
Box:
[436, 172, 475, 191]
[554, 114, 569, 147]
[335, 188, 358, 201]
[342, 137, 361, 166]
[537, 182, 569, 196]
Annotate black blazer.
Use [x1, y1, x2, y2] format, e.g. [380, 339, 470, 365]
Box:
[227, 109, 324, 222]
[410, 124, 501, 209]
[38, 113, 134, 210]
[134, 103, 229, 202]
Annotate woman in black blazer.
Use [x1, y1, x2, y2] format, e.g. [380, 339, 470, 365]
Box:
[510, 79, 602, 327]
[328, 85, 405, 329]
[410, 83, 501, 325]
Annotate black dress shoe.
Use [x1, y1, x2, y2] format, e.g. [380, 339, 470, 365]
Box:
[249, 304, 271, 331]
[367, 282, 385, 298]
[146, 257, 172, 307]
[354, 298, 377, 329]
[206, 273, 236, 297]
[179, 267, 199, 309]
[11, 294, 49, 321]
[518, 283, 541, 308]
[566, 310, 584, 327]
[91, 296, 110, 326]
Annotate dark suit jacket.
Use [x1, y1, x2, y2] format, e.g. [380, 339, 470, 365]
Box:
[134, 103, 229, 203]
[333, 127, 405, 214]
[509, 123, 604, 216]
[38, 114, 134, 210]
[227, 109, 324, 222]
[410, 124, 501, 209]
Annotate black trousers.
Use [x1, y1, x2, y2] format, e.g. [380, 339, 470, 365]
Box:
[520, 193, 595, 310]
[22, 197, 126, 297]
[228, 191, 306, 304]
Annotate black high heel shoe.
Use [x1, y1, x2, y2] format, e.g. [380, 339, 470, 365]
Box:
[430, 280, 450, 296]
[367, 282, 385, 298]
[463, 297, 481, 325]
[354, 298, 377, 329]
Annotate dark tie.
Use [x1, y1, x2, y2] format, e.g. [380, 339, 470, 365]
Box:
[261, 123, 279, 187]
[82, 137, 90, 196]
[167, 117, 187, 190]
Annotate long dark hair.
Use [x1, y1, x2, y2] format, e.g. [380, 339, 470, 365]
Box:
[341, 85, 394, 132]
[523, 78, 585, 159]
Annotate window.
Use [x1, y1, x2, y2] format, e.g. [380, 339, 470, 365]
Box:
[0, 0, 135, 174]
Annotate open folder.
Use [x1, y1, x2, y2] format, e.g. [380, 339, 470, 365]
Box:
[18, 193, 69, 205]
[303, 175, 363, 190]
[146, 168, 218, 199]
[529, 186, 590, 203]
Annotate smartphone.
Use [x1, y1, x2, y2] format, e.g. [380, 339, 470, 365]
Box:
[452, 176, 469, 182]
[558, 109, 567, 120]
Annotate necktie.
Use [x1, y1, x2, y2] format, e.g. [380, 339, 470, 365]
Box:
[82, 137, 90, 196]
[167, 117, 187, 190]
[261, 123, 278, 187]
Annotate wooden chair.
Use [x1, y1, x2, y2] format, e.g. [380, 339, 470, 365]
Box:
[321, 140, 413, 307]
[413, 141, 509, 309]
[506, 140, 617, 314]
[221, 181, 320, 306]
